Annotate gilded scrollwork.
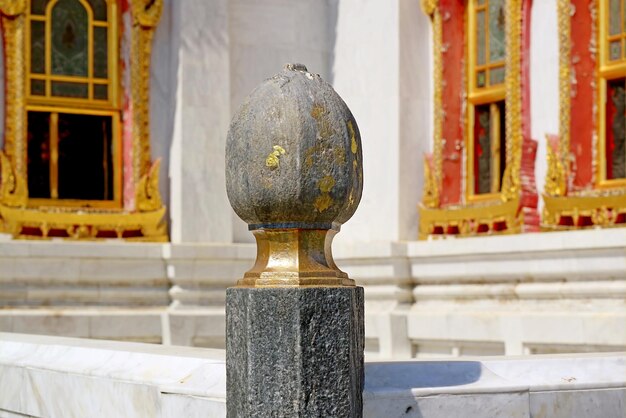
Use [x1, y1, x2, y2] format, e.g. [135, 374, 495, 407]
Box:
[557, 0, 571, 181]
[0, 9, 27, 207]
[136, 159, 163, 212]
[0, 151, 26, 207]
[131, 0, 163, 28]
[545, 134, 567, 197]
[420, 0, 439, 16]
[421, 154, 439, 209]
[130, 0, 163, 193]
[0, 0, 27, 17]
[502, 0, 523, 201]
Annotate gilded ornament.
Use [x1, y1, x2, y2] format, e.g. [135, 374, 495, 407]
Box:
[545, 135, 567, 197]
[136, 159, 164, 212]
[421, 154, 439, 209]
[0, 151, 26, 207]
[130, 0, 163, 28]
[0, 0, 26, 17]
[420, 0, 439, 16]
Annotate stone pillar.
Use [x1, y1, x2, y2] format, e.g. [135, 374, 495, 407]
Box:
[225, 64, 365, 417]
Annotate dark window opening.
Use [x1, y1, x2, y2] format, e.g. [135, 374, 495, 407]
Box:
[473, 100, 506, 195]
[606, 78, 626, 180]
[27, 110, 114, 202]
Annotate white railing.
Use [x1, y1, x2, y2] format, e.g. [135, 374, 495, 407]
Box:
[0, 333, 624, 418]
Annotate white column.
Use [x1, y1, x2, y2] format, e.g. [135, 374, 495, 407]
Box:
[530, 0, 559, 202]
[168, 0, 233, 243]
[228, 0, 334, 243]
[332, 0, 431, 244]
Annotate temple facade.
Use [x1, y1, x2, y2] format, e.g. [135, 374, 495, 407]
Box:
[0, 0, 624, 358]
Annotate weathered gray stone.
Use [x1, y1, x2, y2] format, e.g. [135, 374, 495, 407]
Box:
[226, 287, 364, 417]
[225, 63, 363, 230]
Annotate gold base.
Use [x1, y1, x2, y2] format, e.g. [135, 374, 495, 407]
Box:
[0, 204, 167, 241]
[236, 228, 355, 288]
[543, 193, 626, 229]
[418, 197, 521, 239]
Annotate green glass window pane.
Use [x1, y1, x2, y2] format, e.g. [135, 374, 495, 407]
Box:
[51, 0, 88, 77]
[30, 21, 46, 74]
[31, 79, 46, 95]
[490, 66, 505, 85]
[93, 26, 108, 78]
[489, 0, 506, 63]
[610, 40, 622, 61]
[87, 0, 107, 21]
[610, 0, 621, 35]
[51, 81, 88, 98]
[31, 0, 50, 15]
[477, 70, 486, 88]
[476, 10, 486, 65]
[94, 84, 108, 100]
[475, 105, 492, 194]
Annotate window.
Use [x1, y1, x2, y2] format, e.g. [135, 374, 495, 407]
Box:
[467, 0, 507, 198]
[25, 0, 120, 207]
[600, 0, 626, 183]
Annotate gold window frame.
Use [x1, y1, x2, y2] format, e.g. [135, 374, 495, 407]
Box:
[25, 0, 122, 209]
[25, 105, 122, 209]
[0, 0, 167, 241]
[466, 0, 507, 203]
[597, 0, 626, 189]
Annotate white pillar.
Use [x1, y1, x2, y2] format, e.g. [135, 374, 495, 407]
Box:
[168, 0, 233, 243]
[332, 0, 431, 244]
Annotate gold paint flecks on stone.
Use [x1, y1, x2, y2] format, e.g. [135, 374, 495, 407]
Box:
[348, 121, 358, 154]
[266, 145, 286, 170]
[314, 175, 336, 212]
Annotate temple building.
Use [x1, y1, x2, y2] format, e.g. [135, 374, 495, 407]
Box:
[0, 0, 624, 358]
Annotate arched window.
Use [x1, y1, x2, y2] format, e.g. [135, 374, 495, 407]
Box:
[467, 0, 506, 198]
[26, 0, 120, 206]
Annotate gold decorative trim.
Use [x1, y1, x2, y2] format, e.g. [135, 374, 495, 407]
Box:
[0, 204, 167, 240]
[421, 154, 439, 208]
[556, 0, 571, 191]
[543, 193, 626, 230]
[0, 6, 27, 207]
[0, 0, 27, 17]
[136, 159, 163, 212]
[0, 0, 167, 241]
[130, 0, 163, 189]
[418, 0, 526, 239]
[420, 0, 439, 16]
[500, 0, 523, 202]
[422, 2, 443, 209]
[419, 197, 521, 240]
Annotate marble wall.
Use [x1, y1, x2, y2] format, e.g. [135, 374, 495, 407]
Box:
[1, 228, 625, 359]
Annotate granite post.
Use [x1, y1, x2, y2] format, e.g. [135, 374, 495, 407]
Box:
[225, 64, 365, 417]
